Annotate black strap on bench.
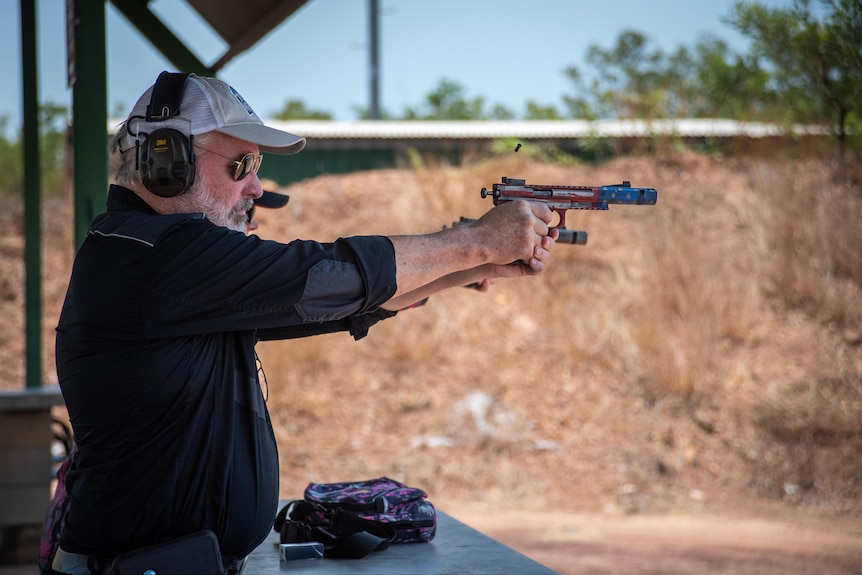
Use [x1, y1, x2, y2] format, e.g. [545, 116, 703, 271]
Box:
[275, 500, 395, 559]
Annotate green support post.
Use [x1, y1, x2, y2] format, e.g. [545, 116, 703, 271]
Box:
[71, 0, 108, 248]
[21, 0, 41, 388]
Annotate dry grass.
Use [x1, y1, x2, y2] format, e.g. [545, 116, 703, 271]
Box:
[2, 150, 861, 521]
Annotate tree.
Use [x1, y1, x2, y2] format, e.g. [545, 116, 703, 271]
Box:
[726, 0, 862, 151]
[562, 30, 701, 120]
[489, 103, 517, 120]
[399, 79, 516, 121]
[689, 36, 776, 120]
[0, 117, 21, 199]
[401, 79, 486, 120]
[523, 101, 563, 120]
[0, 103, 69, 199]
[585, 30, 671, 118]
[272, 100, 332, 120]
[561, 66, 602, 120]
[38, 103, 69, 195]
[353, 105, 395, 120]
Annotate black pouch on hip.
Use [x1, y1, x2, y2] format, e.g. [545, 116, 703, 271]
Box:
[111, 530, 225, 575]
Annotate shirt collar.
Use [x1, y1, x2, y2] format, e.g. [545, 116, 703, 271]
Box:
[106, 184, 159, 215]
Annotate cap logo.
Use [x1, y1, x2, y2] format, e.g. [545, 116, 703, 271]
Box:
[229, 86, 256, 117]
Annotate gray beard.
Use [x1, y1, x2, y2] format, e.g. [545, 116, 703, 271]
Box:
[175, 170, 251, 233]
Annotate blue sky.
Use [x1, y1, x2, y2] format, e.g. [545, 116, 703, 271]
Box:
[2, 0, 796, 128]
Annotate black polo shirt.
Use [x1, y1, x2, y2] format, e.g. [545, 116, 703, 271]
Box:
[56, 185, 397, 560]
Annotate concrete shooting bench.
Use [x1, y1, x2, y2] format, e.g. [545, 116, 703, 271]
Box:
[0, 387, 65, 564]
[244, 507, 560, 574]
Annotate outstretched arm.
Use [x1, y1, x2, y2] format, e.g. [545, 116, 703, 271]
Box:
[381, 200, 558, 311]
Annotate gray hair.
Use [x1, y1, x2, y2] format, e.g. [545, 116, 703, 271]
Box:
[109, 123, 140, 187]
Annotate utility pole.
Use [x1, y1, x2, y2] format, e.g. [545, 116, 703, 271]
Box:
[369, 0, 380, 119]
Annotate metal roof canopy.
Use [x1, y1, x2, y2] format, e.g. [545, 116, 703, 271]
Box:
[188, 0, 309, 71]
[111, 0, 310, 75]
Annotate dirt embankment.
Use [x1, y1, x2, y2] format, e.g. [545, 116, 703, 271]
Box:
[3, 153, 861, 574]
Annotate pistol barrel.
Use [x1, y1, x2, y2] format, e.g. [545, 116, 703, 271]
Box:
[596, 184, 658, 206]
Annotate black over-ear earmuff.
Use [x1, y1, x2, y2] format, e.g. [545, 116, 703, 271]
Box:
[137, 71, 196, 198]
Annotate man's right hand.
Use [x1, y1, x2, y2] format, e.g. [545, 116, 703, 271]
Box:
[469, 200, 558, 272]
[384, 199, 558, 308]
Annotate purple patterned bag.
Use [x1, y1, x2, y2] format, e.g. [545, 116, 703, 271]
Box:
[304, 477, 437, 543]
[274, 477, 436, 559]
[39, 447, 74, 574]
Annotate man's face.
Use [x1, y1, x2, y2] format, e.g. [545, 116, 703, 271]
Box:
[193, 133, 264, 233]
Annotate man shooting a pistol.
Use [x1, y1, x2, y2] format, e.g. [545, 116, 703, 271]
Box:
[43, 71, 557, 575]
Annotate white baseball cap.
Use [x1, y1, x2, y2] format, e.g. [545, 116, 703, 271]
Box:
[121, 72, 306, 155]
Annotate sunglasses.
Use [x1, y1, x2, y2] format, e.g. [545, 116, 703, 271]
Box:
[197, 146, 263, 181]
